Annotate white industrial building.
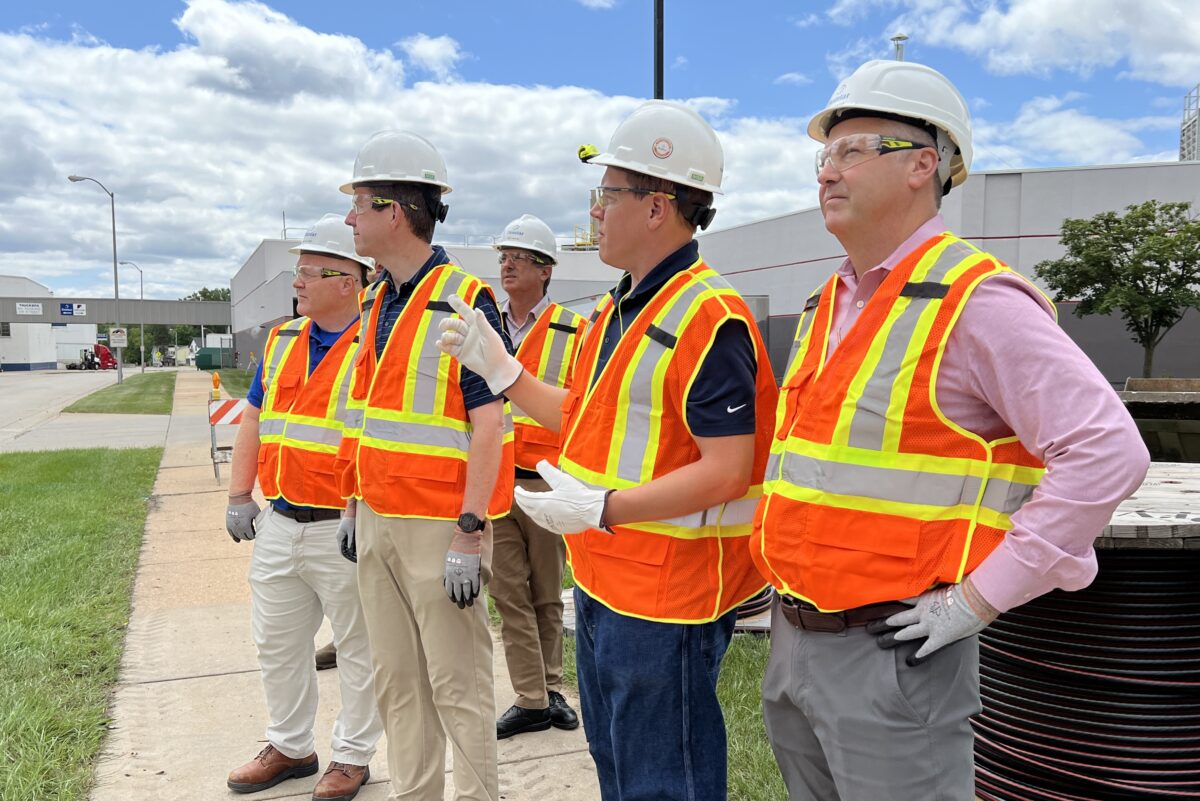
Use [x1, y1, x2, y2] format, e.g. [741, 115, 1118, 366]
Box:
[0, 275, 98, 371]
[231, 160, 1200, 384]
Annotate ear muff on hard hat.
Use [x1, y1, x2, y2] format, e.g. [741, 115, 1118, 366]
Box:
[673, 186, 717, 231]
[578, 144, 600, 163]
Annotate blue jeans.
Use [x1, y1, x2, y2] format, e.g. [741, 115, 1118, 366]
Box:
[574, 587, 737, 801]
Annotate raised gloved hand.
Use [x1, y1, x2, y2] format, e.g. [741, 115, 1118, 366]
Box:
[226, 495, 260, 542]
[444, 528, 483, 609]
[868, 577, 999, 665]
[337, 516, 357, 563]
[514, 460, 610, 536]
[437, 294, 523, 395]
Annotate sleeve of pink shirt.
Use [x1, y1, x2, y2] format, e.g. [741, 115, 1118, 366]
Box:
[943, 275, 1150, 612]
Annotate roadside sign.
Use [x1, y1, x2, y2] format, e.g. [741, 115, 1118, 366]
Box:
[97, 332, 108, 342]
[16, 302, 42, 315]
[110, 327, 128, 348]
[59, 302, 87, 317]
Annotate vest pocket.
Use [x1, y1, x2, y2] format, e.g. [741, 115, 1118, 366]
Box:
[584, 527, 670, 566]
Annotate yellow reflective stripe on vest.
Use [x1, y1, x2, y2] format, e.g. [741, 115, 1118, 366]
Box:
[259, 318, 308, 443]
[836, 237, 988, 451]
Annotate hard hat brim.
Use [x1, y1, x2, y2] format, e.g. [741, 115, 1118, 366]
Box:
[585, 151, 723, 195]
[338, 177, 453, 195]
[289, 243, 374, 270]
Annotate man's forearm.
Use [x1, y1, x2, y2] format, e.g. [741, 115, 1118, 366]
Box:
[227, 408, 261, 499]
[507, 371, 569, 433]
[462, 400, 505, 516]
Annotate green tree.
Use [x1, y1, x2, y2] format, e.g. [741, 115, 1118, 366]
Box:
[1034, 200, 1200, 378]
[182, 286, 231, 302]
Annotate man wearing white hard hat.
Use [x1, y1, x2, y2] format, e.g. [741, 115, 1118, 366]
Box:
[754, 60, 1148, 798]
[488, 214, 586, 740]
[438, 101, 778, 801]
[225, 214, 381, 801]
[334, 131, 512, 801]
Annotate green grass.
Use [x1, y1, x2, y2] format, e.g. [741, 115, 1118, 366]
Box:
[0, 447, 162, 801]
[63, 372, 177, 415]
[207, 368, 254, 399]
[719, 633, 787, 801]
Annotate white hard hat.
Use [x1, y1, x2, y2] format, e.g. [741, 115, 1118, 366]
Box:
[808, 60, 972, 193]
[339, 130, 452, 195]
[494, 214, 557, 263]
[584, 100, 724, 194]
[289, 213, 374, 271]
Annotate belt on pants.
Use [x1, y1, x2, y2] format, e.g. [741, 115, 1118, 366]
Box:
[778, 595, 911, 633]
[273, 506, 342, 523]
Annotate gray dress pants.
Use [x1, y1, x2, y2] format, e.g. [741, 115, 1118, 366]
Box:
[761, 602, 981, 801]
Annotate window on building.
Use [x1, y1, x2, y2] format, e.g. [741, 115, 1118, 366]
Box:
[0, 322, 10, 337]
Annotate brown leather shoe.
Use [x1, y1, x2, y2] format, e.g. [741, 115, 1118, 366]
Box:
[313, 762, 370, 801]
[227, 744, 319, 793]
[315, 641, 337, 671]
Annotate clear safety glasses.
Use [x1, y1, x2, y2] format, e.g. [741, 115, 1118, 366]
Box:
[814, 134, 934, 176]
[292, 265, 352, 283]
[497, 251, 547, 267]
[592, 185, 677, 209]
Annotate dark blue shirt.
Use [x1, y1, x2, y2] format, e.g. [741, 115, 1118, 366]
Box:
[593, 240, 757, 437]
[372, 245, 511, 411]
[247, 318, 357, 513]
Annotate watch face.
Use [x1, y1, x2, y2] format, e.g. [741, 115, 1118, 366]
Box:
[457, 513, 484, 532]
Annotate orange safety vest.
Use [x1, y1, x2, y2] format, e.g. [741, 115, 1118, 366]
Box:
[558, 258, 778, 623]
[257, 317, 359, 509]
[752, 233, 1053, 612]
[335, 262, 515, 519]
[510, 302, 587, 471]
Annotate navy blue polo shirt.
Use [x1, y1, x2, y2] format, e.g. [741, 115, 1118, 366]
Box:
[593, 240, 756, 437]
[247, 318, 356, 513]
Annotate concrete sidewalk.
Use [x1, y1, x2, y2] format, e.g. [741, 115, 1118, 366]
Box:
[90, 370, 600, 801]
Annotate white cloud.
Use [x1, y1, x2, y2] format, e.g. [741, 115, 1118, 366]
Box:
[826, 37, 886, 80]
[577, 0, 617, 9]
[874, 0, 1200, 87]
[672, 56, 688, 70]
[774, 72, 813, 86]
[398, 33, 465, 82]
[792, 13, 823, 28]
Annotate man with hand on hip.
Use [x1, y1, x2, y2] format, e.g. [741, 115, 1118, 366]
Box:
[225, 213, 381, 801]
[438, 101, 778, 801]
[754, 60, 1149, 800]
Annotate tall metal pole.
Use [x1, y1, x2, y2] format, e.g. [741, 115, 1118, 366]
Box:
[69, 174, 123, 384]
[120, 261, 144, 373]
[654, 0, 664, 99]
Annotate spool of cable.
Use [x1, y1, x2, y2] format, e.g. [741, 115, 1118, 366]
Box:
[974, 550, 1200, 800]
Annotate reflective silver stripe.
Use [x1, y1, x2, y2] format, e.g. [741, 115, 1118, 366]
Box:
[263, 318, 307, 394]
[845, 238, 978, 451]
[361, 416, 471, 451]
[615, 277, 710, 484]
[342, 407, 364, 431]
[332, 343, 358, 425]
[787, 288, 825, 372]
[259, 418, 286, 437]
[539, 306, 578, 389]
[411, 271, 471, 416]
[776, 449, 1035, 515]
[571, 472, 757, 530]
[279, 420, 342, 447]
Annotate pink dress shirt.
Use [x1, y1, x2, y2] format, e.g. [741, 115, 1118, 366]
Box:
[826, 215, 1150, 612]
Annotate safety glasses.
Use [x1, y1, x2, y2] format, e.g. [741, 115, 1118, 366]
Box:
[592, 186, 677, 209]
[814, 134, 934, 176]
[292, 265, 352, 283]
[497, 251, 548, 267]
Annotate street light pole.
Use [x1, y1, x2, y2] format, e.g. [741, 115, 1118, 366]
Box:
[68, 174, 124, 384]
[120, 261, 144, 373]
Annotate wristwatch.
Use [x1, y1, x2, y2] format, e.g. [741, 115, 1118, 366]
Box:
[457, 512, 486, 533]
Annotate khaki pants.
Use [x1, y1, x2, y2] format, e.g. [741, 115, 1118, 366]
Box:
[357, 506, 497, 801]
[489, 477, 566, 709]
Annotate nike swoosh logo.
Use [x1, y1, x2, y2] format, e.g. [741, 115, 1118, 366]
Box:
[727, 403, 747, 414]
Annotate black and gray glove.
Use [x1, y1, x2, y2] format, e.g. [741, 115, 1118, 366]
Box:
[337, 516, 357, 563]
[444, 529, 482, 609]
[225, 497, 260, 542]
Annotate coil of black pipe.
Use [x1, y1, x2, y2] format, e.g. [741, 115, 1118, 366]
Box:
[974, 550, 1200, 800]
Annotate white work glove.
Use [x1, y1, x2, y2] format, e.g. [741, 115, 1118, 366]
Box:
[225, 495, 260, 542]
[515, 460, 610, 536]
[869, 577, 999, 665]
[337, 516, 357, 563]
[437, 294, 523, 395]
[444, 528, 483, 609]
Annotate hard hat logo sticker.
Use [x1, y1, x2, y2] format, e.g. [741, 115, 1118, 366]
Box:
[652, 138, 673, 159]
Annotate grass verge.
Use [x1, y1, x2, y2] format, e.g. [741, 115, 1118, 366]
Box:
[63, 372, 177, 415]
[207, 368, 254, 399]
[720, 633, 787, 801]
[0, 447, 162, 801]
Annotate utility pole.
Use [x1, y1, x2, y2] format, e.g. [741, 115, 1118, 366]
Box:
[654, 0, 664, 99]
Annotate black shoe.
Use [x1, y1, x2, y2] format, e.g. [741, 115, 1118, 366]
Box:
[315, 641, 337, 671]
[496, 704, 552, 739]
[547, 691, 579, 730]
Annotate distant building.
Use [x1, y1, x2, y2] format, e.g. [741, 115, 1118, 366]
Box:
[0, 275, 97, 371]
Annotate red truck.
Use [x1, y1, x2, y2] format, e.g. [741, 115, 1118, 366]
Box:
[68, 344, 119, 370]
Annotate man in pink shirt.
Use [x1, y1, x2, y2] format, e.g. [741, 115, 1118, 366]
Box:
[753, 60, 1149, 800]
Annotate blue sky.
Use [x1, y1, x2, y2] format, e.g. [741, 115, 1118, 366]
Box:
[0, 0, 1196, 298]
